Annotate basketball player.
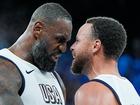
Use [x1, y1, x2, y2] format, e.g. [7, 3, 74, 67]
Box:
[0, 3, 72, 105]
[71, 17, 140, 105]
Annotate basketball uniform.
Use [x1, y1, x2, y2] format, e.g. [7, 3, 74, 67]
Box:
[0, 48, 65, 105]
[91, 74, 140, 105]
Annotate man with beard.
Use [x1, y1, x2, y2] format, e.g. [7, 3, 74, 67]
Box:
[0, 3, 72, 105]
[71, 17, 140, 105]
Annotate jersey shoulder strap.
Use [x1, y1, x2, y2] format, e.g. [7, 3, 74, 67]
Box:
[53, 71, 66, 99]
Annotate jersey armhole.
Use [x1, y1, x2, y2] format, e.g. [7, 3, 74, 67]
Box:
[52, 71, 66, 98]
[91, 79, 122, 105]
[0, 55, 25, 96]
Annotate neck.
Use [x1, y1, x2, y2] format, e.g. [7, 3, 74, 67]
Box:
[8, 30, 34, 63]
[84, 57, 120, 80]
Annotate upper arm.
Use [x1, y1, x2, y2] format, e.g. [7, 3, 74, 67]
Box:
[75, 82, 119, 105]
[0, 58, 23, 105]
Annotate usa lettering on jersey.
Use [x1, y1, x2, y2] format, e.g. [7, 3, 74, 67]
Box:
[39, 84, 62, 105]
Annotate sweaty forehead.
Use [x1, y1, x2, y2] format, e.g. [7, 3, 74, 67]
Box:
[77, 23, 92, 38]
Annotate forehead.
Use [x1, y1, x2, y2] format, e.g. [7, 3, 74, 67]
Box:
[47, 19, 72, 40]
[77, 23, 92, 39]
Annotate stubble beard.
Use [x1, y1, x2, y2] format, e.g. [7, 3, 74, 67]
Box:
[71, 54, 91, 75]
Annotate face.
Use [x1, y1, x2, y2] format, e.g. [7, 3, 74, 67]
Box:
[70, 23, 93, 74]
[32, 19, 72, 72]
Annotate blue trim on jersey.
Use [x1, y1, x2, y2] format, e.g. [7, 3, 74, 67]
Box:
[91, 79, 122, 105]
[0, 55, 25, 96]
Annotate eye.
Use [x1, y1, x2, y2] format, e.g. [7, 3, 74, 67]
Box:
[56, 36, 66, 43]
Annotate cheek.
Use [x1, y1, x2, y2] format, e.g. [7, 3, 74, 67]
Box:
[77, 45, 92, 58]
[74, 41, 91, 54]
[43, 39, 56, 51]
[75, 48, 86, 59]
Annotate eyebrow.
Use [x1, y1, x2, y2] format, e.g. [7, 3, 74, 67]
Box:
[56, 33, 71, 41]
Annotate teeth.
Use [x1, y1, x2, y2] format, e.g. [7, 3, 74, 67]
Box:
[72, 53, 75, 59]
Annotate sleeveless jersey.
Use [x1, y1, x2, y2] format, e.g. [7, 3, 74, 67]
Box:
[92, 74, 140, 105]
[0, 48, 65, 105]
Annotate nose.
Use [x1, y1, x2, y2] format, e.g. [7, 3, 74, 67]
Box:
[70, 43, 74, 51]
[59, 43, 67, 53]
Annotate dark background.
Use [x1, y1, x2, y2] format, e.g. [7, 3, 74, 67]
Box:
[0, 0, 140, 51]
[0, 0, 140, 105]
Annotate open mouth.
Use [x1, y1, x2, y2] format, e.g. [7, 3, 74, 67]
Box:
[72, 52, 76, 59]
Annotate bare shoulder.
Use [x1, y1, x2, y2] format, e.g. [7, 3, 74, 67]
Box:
[0, 57, 22, 86]
[75, 81, 119, 105]
[0, 57, 23, 104]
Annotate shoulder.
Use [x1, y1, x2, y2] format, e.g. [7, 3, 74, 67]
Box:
[0, 57, 22, 91]
[0, 57, 23, 105]
[75, 81, 111, 100]
[75, 81, 118, 105]
[0, 57, 21, 77]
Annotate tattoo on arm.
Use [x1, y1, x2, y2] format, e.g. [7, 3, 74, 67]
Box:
[0, 58, 23, 105]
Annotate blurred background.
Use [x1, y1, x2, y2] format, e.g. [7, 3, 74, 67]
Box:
[0, 0, 140, 105]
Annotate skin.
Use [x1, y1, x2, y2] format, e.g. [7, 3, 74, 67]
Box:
[0, 18, 72, 105]
[71, 23, 119, 105]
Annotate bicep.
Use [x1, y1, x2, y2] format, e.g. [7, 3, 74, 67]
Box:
[0, 59, 23, 105]
[0, 74, 23, 105]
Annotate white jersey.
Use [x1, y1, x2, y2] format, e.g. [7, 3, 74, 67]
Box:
[0, 48, 65, 105]
[93, 74, 140, 105]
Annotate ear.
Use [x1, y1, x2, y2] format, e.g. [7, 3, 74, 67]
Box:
[92, 39, 101, 53]
[33, 21, 44, 40]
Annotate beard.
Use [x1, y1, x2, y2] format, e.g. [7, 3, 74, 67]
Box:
[32, 40, 57, 72]
[71, 54, 90, 75]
